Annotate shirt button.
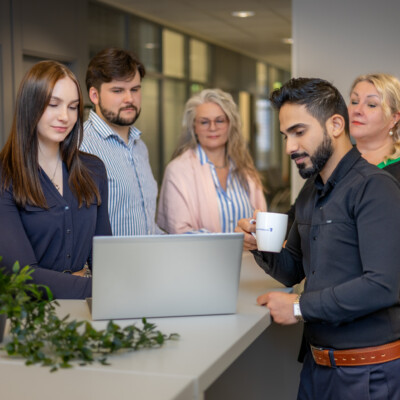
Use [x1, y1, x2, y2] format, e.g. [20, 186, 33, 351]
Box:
[312, 271, 315, 275]
[65, 206, 69, 210]
[313, 236, 317, 240]
[66, 229, 71, 234]
[66, 254, 71, 258]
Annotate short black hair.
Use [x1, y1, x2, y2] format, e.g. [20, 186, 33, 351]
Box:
[86, 47, 146, 92]
[270, 77, 349, 135]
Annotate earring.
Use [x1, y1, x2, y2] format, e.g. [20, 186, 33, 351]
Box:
[389, 130, 394, 136]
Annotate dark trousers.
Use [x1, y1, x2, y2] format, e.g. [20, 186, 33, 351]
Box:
[297, 349, 400, 400]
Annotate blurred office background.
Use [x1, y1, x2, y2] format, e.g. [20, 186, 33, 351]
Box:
[0, 0, 291, 212]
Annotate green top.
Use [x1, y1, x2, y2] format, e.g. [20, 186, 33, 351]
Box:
[377, 156, 400, 169]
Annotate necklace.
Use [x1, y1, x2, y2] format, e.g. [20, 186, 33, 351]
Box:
[214, 163, 227, 169]
[51, 152, 61, 192]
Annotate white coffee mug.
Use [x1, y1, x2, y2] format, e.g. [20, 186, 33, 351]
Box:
[251, 212, 288, 252]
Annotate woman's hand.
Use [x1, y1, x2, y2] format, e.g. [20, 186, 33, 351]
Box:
[235, 210, 260, 251]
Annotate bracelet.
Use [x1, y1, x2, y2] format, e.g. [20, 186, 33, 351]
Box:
[82, 263, 92, 278]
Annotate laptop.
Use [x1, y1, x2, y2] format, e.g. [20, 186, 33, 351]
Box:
[88, 233, 244, 320]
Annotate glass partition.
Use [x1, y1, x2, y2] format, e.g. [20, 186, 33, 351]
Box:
[88, 3, 126, 57]
[86, 0, 290, 195]
[162, 79, 186, 166]
[190, 39, 209, 83]
[162, 29, 185, 79]
[134, 78, 161, 181]
[130, 17, 161, 73]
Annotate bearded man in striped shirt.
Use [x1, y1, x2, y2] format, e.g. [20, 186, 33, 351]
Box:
[81, 48, 163, 236]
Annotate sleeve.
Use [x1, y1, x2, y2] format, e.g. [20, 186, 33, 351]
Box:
[301, 175, 400, 324]
[157, 162, 199, 234]
[251, 220, 305, 287]
[248, 177, 267, 212]
[0, 187, 92, 300]
[154, 223, 166, 235]
[85, 159, 112, 270]
[285, 203, 296, 239]
[94, 161, 112, 237]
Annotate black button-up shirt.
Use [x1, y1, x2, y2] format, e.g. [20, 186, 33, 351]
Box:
[253, 148, 400, 349]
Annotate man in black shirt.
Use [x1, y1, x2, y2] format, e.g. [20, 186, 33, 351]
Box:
[236, 78, 400, 399]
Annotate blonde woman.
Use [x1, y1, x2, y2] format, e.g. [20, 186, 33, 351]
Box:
[157, 88, 266, 234]
[349, 73, 400, 179]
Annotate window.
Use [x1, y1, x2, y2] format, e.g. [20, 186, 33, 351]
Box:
[130, 17, 161, 73]
[162, 80, 186, 165]
[162, 29, 185, 78]
[190, 39, 209, 83]
[88, 3, 126, 57]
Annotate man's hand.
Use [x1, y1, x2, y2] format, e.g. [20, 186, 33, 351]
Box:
[72, 269, 86, 277]
[235, 210, 260, 251]
[257, 291, 299, 325]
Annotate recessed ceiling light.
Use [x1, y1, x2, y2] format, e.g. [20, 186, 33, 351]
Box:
[232, 11, 255, 18]
[282, 38, 293, 45]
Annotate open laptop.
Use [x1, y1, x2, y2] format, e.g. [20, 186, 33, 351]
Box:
[88, 233, 244, 320]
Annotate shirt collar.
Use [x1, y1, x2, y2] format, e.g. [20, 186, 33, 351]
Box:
[314, 147, 361, 195]
[196, 144, 208, 166]
[196, 144, 232, 169]
[88, 109, 142, 142]
[377, 155, 400, 169]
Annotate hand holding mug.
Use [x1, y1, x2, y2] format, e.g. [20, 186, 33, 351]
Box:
[251, 212, 288, 253]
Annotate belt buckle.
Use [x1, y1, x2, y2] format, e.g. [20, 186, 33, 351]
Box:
[311, 345, 324, 353]
[310, 345, 322, 362]
[310, 345, 335, 367]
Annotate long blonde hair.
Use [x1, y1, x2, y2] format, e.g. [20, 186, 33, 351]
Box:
[173, 88, 263, 191]
[351, 73, 400, 161]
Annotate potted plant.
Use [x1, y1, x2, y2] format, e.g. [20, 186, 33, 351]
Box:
[0, 258, 178, 371]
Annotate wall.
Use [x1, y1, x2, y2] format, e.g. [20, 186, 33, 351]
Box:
[0, 0, 88, 145]
[290, 0, 400, 199]
[0, 0, 14, 149]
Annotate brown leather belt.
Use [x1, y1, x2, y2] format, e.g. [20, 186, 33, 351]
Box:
[311, 340, 400, 367]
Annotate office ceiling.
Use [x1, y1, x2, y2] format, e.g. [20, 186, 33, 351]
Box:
[98, 0, 292, 71]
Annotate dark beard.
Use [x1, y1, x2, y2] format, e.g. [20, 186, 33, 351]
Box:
[99, 101, 141, 126]
[291, 130, 333, 179]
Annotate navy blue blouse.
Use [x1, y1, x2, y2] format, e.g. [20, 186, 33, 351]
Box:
[0, 152, 112, 299]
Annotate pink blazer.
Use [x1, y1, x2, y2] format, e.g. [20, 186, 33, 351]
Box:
[157, 149, 267, 233]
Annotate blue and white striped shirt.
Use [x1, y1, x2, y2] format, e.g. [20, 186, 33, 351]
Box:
[197, 145, 253, 232]
[81, 110, 163, 236]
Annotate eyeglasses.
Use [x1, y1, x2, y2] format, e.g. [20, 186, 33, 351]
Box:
[195, 118, 228, 131]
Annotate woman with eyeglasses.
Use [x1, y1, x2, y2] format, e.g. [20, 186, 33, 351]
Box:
[0, 60, 111, 299]
[157, 88, 266, 234]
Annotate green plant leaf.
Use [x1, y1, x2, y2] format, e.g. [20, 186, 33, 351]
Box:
[0, 261, 179, 371]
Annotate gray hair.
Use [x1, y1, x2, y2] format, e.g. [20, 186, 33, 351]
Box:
[173, 88, 241, 158]
[172, 88, 263, 191]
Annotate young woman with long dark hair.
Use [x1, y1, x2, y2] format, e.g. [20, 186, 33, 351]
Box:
[0, 60, 111, 299]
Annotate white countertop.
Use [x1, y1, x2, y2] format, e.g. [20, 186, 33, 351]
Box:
[0, 251, 287, 400]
